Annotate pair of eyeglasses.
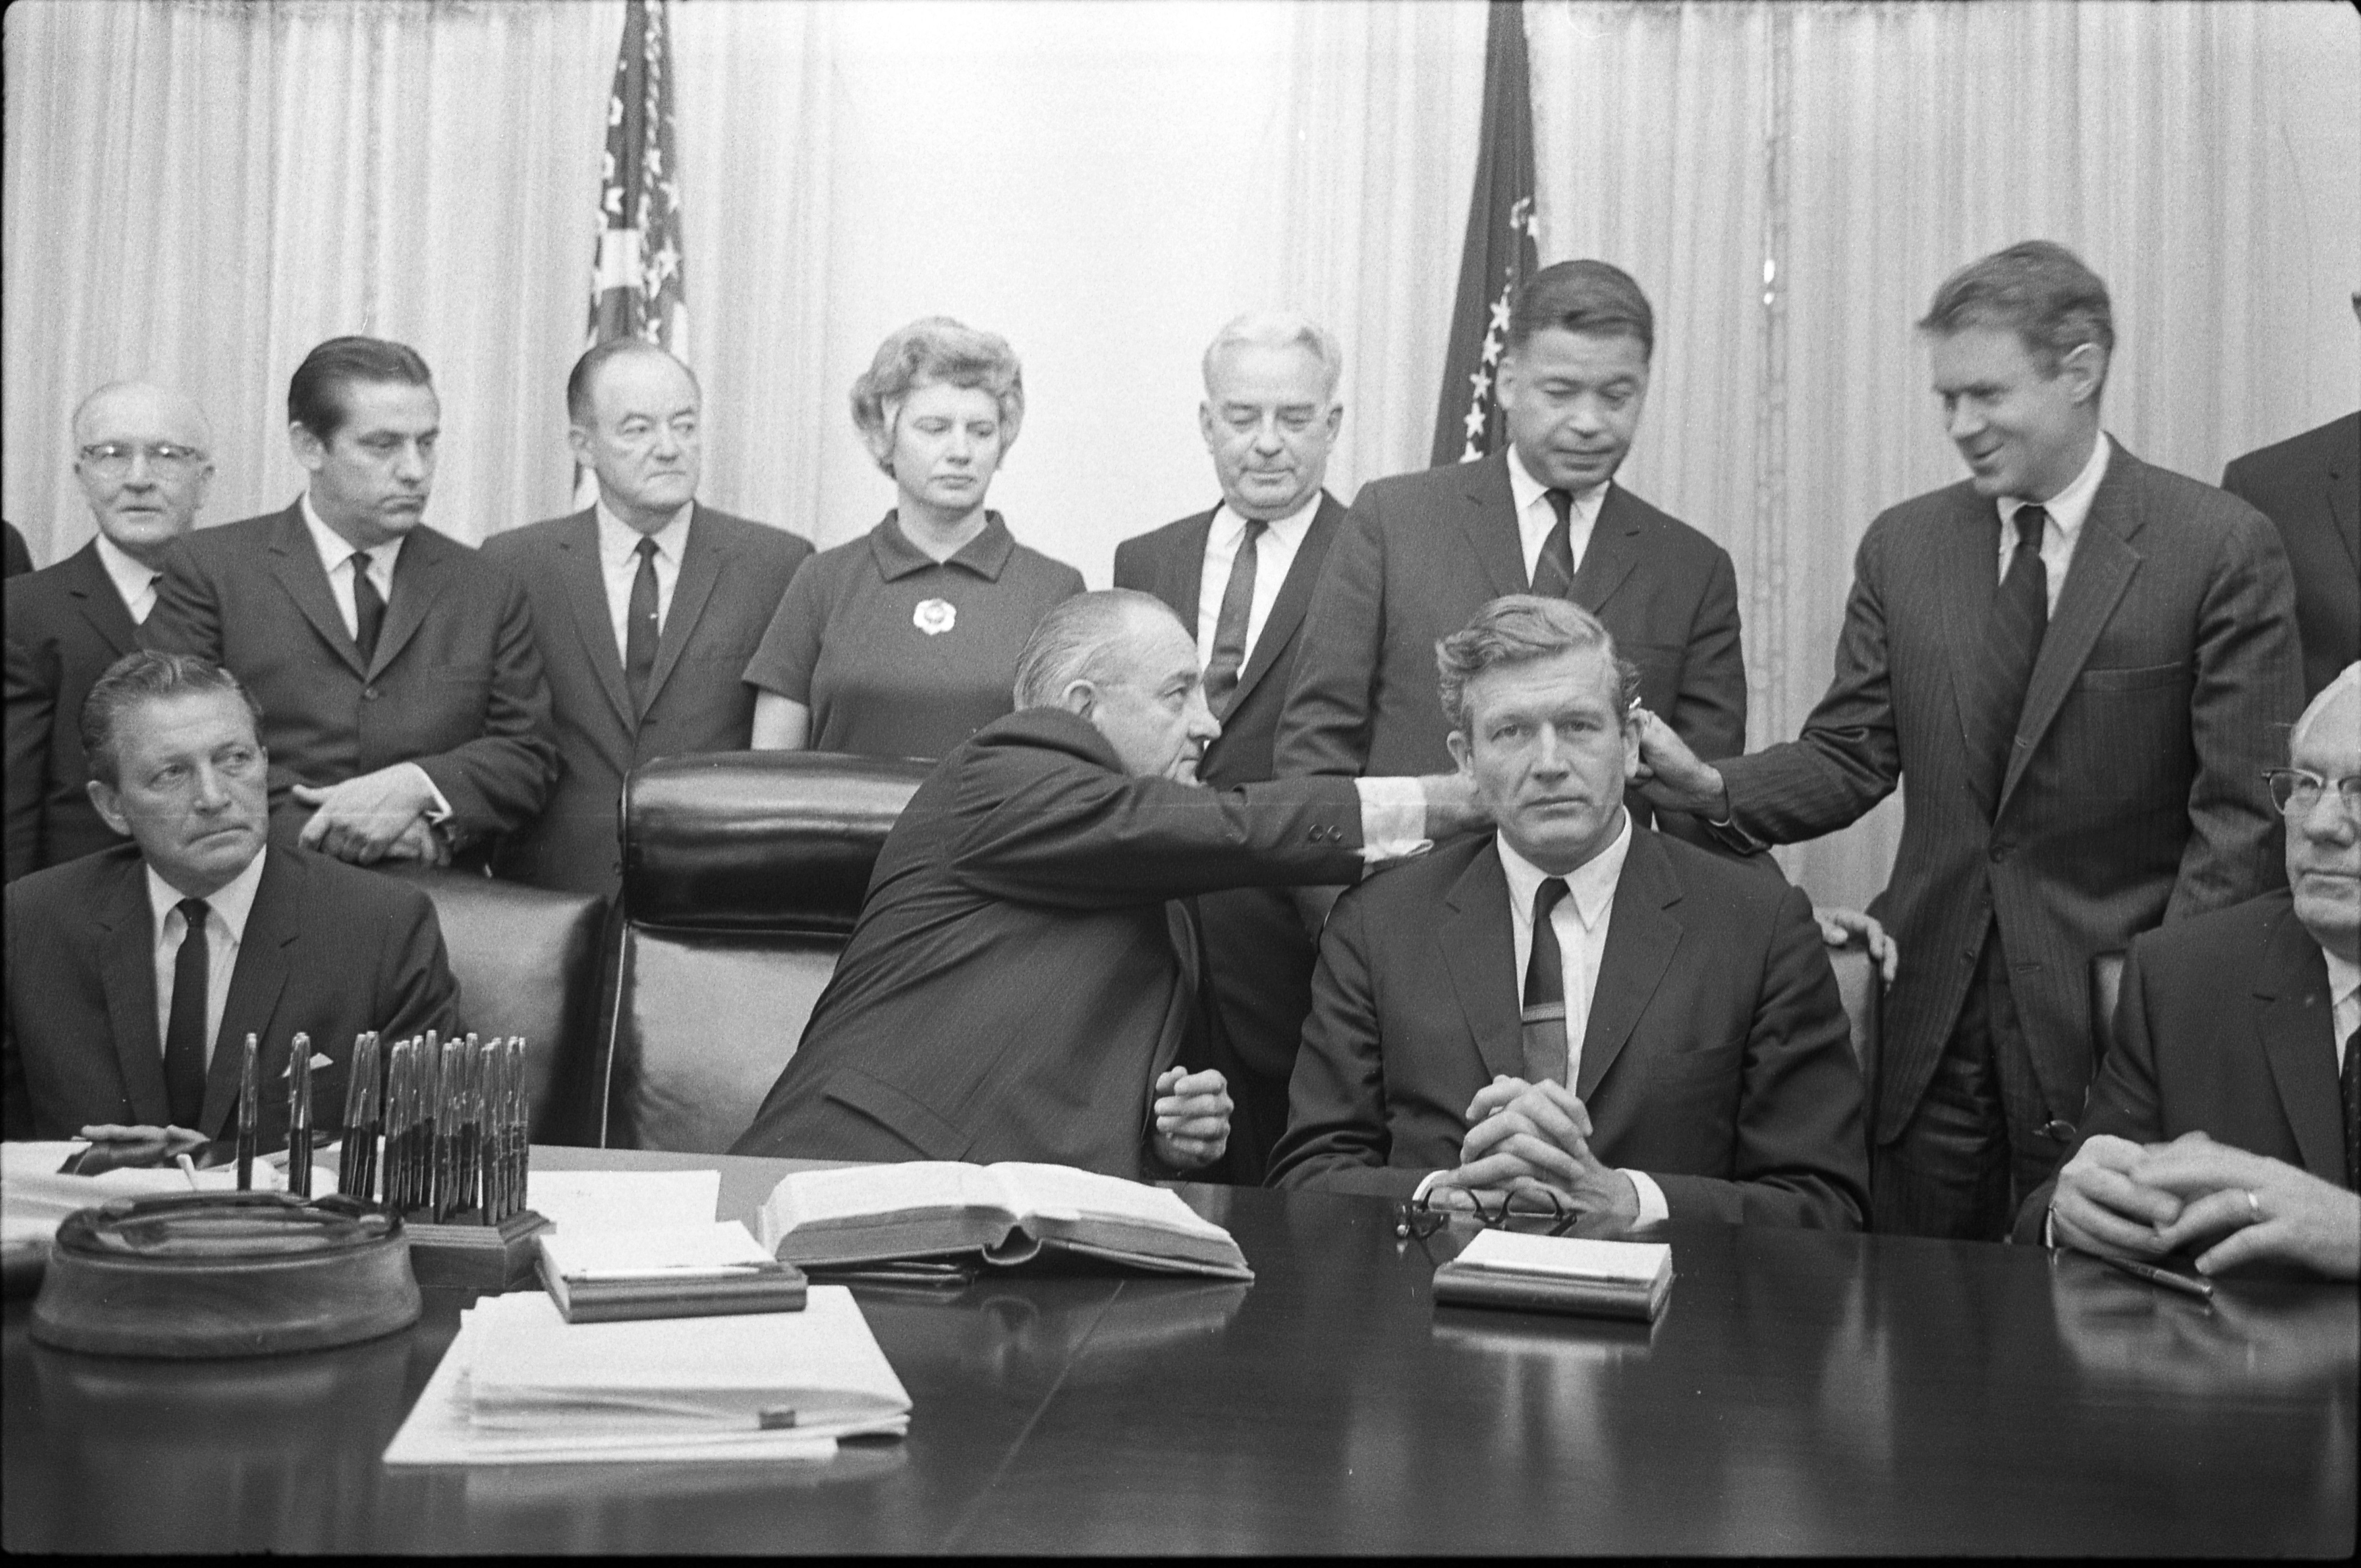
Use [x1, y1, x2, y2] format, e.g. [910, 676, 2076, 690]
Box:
[1395, 1186, 1582, 1241]
[2261, 767, 2361, 820]
[78, 441, 205, 477]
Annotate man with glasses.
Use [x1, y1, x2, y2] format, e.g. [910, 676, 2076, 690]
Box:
[2022, 665, 2361, 1281]
[147, 337, 554, 871]
[481, 340, 810, 897]
[6, 383, 214, 881]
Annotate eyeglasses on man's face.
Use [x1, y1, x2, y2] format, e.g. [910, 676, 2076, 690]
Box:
[77, 442, 206, 478]
[2263, 767, 2361, 820]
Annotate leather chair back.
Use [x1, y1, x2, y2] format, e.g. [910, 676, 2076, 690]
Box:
[1827, 938, 1881, 1115]
[607, 752, 931, 1152]
[390, 868, 609, 1144]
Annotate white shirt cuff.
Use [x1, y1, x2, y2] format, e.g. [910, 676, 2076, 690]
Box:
[1353, 776, 1432, 864]
[1624, 1169, 1670, 1226]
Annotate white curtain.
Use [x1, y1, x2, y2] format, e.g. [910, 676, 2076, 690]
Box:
[7, 0, 2355, 901]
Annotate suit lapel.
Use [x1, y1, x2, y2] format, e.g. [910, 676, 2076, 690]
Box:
[1458, 454, 1528, 600]
[1158, 509, 1213, 629]
[1228, 494, 1340, 715]
[368, 528, 449, 680]
[1567, 486, 1640, 616]
[1935, 489, 1999, 784]
[199, 850, 301, 1138]
[2004, 441, 2143, 809]
[1574, 829, 1682, 1102]
[1439, 844, 1526, 1083]
[266, 504, 369, 680]
[642, 506, 726, 715]
[555, 510, 635, 731]
[64, 542, 142, 656]
[94, 863, 173, 1127]
[2252, 909, 2345, 1183]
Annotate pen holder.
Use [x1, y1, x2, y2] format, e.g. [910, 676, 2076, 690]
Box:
[403, 1210, 552, 1292]
[30, 1192, 421, 1358]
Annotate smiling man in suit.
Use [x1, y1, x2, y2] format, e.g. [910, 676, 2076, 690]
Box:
[146, 336, 555, 872]
[1275, 260, 1744, 849]
[6, 383, 214, 883]
[1637, 241, 2302, 1240]
[1268, 595, 1867, 1229]
[481, 341, 812, 898]
[2023, 665, 2360, 1281]
[1112, 312, 1350, 1181]
[3, 652, 460, 1144]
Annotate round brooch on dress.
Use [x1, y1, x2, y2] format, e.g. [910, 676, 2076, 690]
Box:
[913, 598, 957, 636]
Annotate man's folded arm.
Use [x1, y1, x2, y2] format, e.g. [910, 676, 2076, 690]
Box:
[1648, 885, 1870, 1230]
[409, 571, 557, 847]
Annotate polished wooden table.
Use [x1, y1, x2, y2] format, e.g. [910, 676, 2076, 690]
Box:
[5, 1148, 2353, 1555]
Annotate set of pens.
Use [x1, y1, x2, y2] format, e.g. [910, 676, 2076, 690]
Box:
[354, 1030, 530, 1222]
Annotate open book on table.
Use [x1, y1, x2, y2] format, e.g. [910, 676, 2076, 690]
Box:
[752, 1161, 1252, 1282]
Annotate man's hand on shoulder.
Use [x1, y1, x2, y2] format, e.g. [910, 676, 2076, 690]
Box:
[293, 763, 441, 864]
[1629, 708, 1729, 820]
[1150, 1066, 1232, 1171]
[1410, 772, 1492, 841]
[1815, 906, 1898, 984]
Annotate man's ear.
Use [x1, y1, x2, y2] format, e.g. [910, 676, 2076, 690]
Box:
[87, 778, 130, 838]
[1446, 729, 1474, 775]
[2059, 341, 2106, 407]
[1057, 679, 1098, 719]
[288, 421, 327, 475]
[566, 423, 596, 469]
[1197, 400, 1220, 454]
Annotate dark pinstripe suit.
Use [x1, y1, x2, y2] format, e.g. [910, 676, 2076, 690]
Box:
[1714, 439, 2302, 1226]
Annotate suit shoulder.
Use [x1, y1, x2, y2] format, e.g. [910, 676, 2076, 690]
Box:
[187, 510, 294, 553]
[1653, 828, 1796, 910]
[2129, 887, 2292, 969]
[2225, 410, 2359, 485]
[1116, 510, 1216, 562]
[1608, 486, 1731, 566]
[1331, 833, 1489, 925]
[1353, 461, 1468, 516]
[479, 514, 580, 559]
[5, 844, 144, 921]
[281, 847, 439, 925]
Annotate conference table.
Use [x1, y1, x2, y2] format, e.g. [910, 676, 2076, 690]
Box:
[4, 1146, 2353, 1555]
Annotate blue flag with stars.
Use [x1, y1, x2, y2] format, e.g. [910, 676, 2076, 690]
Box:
[1431, 0, 1539, 468]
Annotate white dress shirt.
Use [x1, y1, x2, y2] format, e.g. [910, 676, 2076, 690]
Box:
[1505, 445, 1610, 586]
[2324, 947, 2359, 1070]
[1414, 814, 1668, 1223]
[295, 493, 448, 823]
[1194, 495, 1319, 671]
[596, 499, 692, 665]
[299, 493, 405, 642]
[1997, 430, 2110, 620]
[147, 848, 268, 1070]
[92, 533, 161, 624]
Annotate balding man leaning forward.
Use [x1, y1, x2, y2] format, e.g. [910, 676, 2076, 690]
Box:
[730, 590, 1484, 1181]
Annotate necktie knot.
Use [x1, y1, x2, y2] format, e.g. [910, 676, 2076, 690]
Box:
[176, 897, 210, 929]
[634, 536, 661, 563]
[1533, 876, 1570, 922]
[1544, 488, 1574, 527]
[2010, 505, 2047, 556]
[1533, 491, 1578, 599]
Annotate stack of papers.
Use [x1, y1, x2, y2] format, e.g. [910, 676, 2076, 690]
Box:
[537, 1221, 806, 1323]
[384, 1285, 909, 1465]
[1432, 1230, 1674, 1323]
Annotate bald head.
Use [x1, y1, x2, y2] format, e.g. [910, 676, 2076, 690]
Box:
[71, 382, 215, 565]
[1013, 590, 1219, 782]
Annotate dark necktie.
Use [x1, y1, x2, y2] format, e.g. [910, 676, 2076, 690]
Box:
[350, 551, 385, 664]
[1521, 878, 1572, 1087]
[1965, 505, 2048, 818]
[2341, 1025, 2358, 1191]
[625, 536, 662, 713]
[1531, 488, 1577, 600]
[162, 898, 211, 1129]
[1203, 519, 1267, 719]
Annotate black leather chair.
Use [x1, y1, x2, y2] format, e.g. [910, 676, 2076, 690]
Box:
[605, 752, 932, 1153]
[385, 867, 609, 1144]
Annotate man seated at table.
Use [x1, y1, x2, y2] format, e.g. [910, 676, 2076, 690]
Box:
[1268, 596, 1869, 1229]
[2025, 663, 2360, 1280]
[730, 589, 1484, 1181]
[3, 651, 462, 1148]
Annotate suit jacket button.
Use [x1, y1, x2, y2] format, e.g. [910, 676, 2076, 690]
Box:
[1988, 841, 2010, 862]
[2041, 1119, 2076, 1142]
[361, 686, 380, 701]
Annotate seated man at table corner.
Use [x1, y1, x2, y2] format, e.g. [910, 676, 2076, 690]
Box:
[729, 588, 1487, 1182]
[2024, 663, 2361, 1281]
[2, 651, 461, 1150]
[1267, 595, 1870, 1230]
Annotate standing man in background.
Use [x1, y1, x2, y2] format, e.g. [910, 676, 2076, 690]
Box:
[1637, 241, 2302, 1240]
[1275, 259, 1745, 849]
[147, 336, 554, 871]
[6, 383, 214, 881]
[1113, 312, 1350, 1182]
[483, 340, 811, 898]
[2219, 291, 2359, 703]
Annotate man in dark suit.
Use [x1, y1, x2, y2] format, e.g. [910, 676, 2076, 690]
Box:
[3, 522, 29, 579]
[2022, 665, 2359, 1280]
[1112, 312, 1350, 1182]
[4, 652, 461, 1145]
[1275, 260, 1744, 848]
[1269, 596, 1867, 1228]
[2221, 386, 2357, 703]
[1638, 242, 2302, 1240]
[481, 341, 811, 898]
[147, 337, 554, 871]
[7, 383, 215, 881]
[731, 590, 1483, 1179]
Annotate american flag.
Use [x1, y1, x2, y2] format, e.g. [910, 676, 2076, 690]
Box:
[1430, 0, 1539, 467]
